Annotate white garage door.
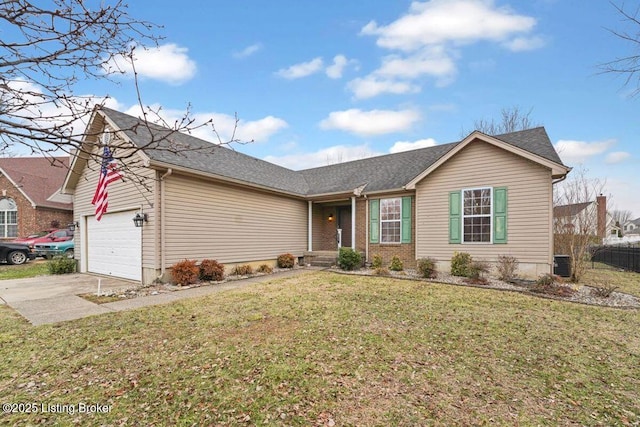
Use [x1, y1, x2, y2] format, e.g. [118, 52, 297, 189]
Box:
[87, 210, 142, 281]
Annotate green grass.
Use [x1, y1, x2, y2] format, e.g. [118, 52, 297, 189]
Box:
[0, 271, 638, 426]
[583, 263, 640, 296]
[0, 260, 49, 280]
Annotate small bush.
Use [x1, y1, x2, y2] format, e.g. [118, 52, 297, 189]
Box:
[171, 259, 199, 285]
[277, 253, 295, 269]
[417, 257, 438, 278]
[232, 264, 253, 276]
[389, 255, 404, 272]
[531, 273, 575, 296]
[257, 264, 273, 274]
[338, 247, 362, 271]
[536, 273, 559, 286]
[371, 254, 383, 269]
[47, 256, 76, 274]
[468, 260, 490, 280]
[451, 252, 472, 277]
[590, 284, 618, 298]
[199, 259, 225, 281]
[374, 267, 390, 276]
[496, 255, 519, 282]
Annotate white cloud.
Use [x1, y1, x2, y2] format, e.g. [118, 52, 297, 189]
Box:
[275, 57, 324, 79]
[353, 1, 542, 97]
[347, 76, 420, 99]
[326, 55, 351, 79]
[389, 138, 437, 153]
[554, 139, 616, 164]
[264, 144, 382, 170]
[123, 105, 288, 144]
[606, 151, 631, 164]
[361, 0, 537, 51]
[319, 108, 421, 136]
[107, 43, 197, 85]
[502, 36, 546, 52]
[233, 43, 262, 59]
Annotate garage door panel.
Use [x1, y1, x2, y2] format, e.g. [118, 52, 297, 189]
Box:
[87, 210, 141, 281]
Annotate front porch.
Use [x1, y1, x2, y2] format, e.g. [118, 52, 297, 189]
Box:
[307, 197, 357, 253]
[303, 250, 339, 268]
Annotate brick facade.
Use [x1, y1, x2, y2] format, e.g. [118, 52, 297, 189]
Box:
[0, 174, 72, 240]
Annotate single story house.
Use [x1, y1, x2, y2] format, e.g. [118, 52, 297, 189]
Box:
[0, 157, 73, 240]
[62, 107, 571, 284]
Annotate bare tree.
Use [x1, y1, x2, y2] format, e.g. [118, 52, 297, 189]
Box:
[0, 0, 229, 172]
[462, 106, 541, 137]
[600, 1, 640, 96]
[553, 167, 607, 282]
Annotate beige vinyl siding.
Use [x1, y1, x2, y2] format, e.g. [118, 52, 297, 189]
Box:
[162, 174, 307, 266]
[73, 157, 156, 271]
[415, 140, 553, 267]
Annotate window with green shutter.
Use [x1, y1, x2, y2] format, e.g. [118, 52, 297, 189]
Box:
[370, 197, 412, 244]
[449, 187, 508, 244]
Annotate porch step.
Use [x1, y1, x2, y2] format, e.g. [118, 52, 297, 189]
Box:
[304, 251, 338, 268]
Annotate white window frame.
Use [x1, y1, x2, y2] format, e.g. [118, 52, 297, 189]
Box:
[462, 187, 492, 244]
[380, 197, 402, 244]
[0, 198, 17, 238]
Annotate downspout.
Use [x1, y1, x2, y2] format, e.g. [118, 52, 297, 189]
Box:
[159, 168, 173, 278]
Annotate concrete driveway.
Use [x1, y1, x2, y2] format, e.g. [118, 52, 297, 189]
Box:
[0, 273, 135, 326]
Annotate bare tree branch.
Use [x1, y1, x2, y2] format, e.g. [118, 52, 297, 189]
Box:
[461, 106, 540, 137]
[600, 1, 640, 96]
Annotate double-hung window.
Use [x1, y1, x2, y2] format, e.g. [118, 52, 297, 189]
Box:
[463, 188, 492, 243]
[0, 198, 17, 238]
[380, 198, 401, 243]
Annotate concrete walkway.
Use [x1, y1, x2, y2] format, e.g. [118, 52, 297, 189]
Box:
[1, 269, 317, 326]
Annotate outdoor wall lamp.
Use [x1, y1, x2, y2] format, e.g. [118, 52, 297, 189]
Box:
[67, 221, 79, 232]
[133, 213, 148, 227]
[328, 213, 334, 222]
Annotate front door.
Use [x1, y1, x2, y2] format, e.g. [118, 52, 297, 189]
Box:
[337, 207, 352, 248]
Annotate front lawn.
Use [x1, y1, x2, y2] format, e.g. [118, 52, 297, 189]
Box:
[1, 271, 638, 426]
[0, 260, 49, 280]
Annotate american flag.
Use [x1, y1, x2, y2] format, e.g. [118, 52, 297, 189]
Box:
[91, 146, 124, 221]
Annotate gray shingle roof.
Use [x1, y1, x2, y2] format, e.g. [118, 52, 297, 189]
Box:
[100, 108, 566, 198]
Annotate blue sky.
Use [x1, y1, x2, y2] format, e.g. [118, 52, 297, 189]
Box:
[68, 1, 639, 215]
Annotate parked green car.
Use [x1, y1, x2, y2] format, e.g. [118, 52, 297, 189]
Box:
[33, 239, 74, 259]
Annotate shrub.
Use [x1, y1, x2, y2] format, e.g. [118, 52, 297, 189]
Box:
[496, 255, 519, 282]
[468, 260, 490, 280]
[338, 247, 362, 271]
[47, 256, 76, 274]
[171, 259, 199, 285]
[257, 264, 273, 274]
[451, 252, 472, 277]
[590, 284, 618, 298]
[531, 273, 575, 297]
[371, 253, 383, 269]
[277, 253, 295, 269]
[232, 264, 253, 276]
[536, 273, 559, 287]
[415, 257, 437, 278]
[389, 255, 404, 272]
[199, 259, 225, 281]
[374, 267, 390, 276]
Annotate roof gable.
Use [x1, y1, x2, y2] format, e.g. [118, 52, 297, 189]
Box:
[0, 157, 72, 210]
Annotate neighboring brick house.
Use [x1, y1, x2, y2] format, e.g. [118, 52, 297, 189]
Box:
[0, 157, 73, 240]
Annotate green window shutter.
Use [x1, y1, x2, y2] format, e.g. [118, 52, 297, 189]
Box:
[369, 199, 379, 244]
[401, 196, 412, 243]
[493, 187, 508, 244]
[449, 191, 461, 244]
